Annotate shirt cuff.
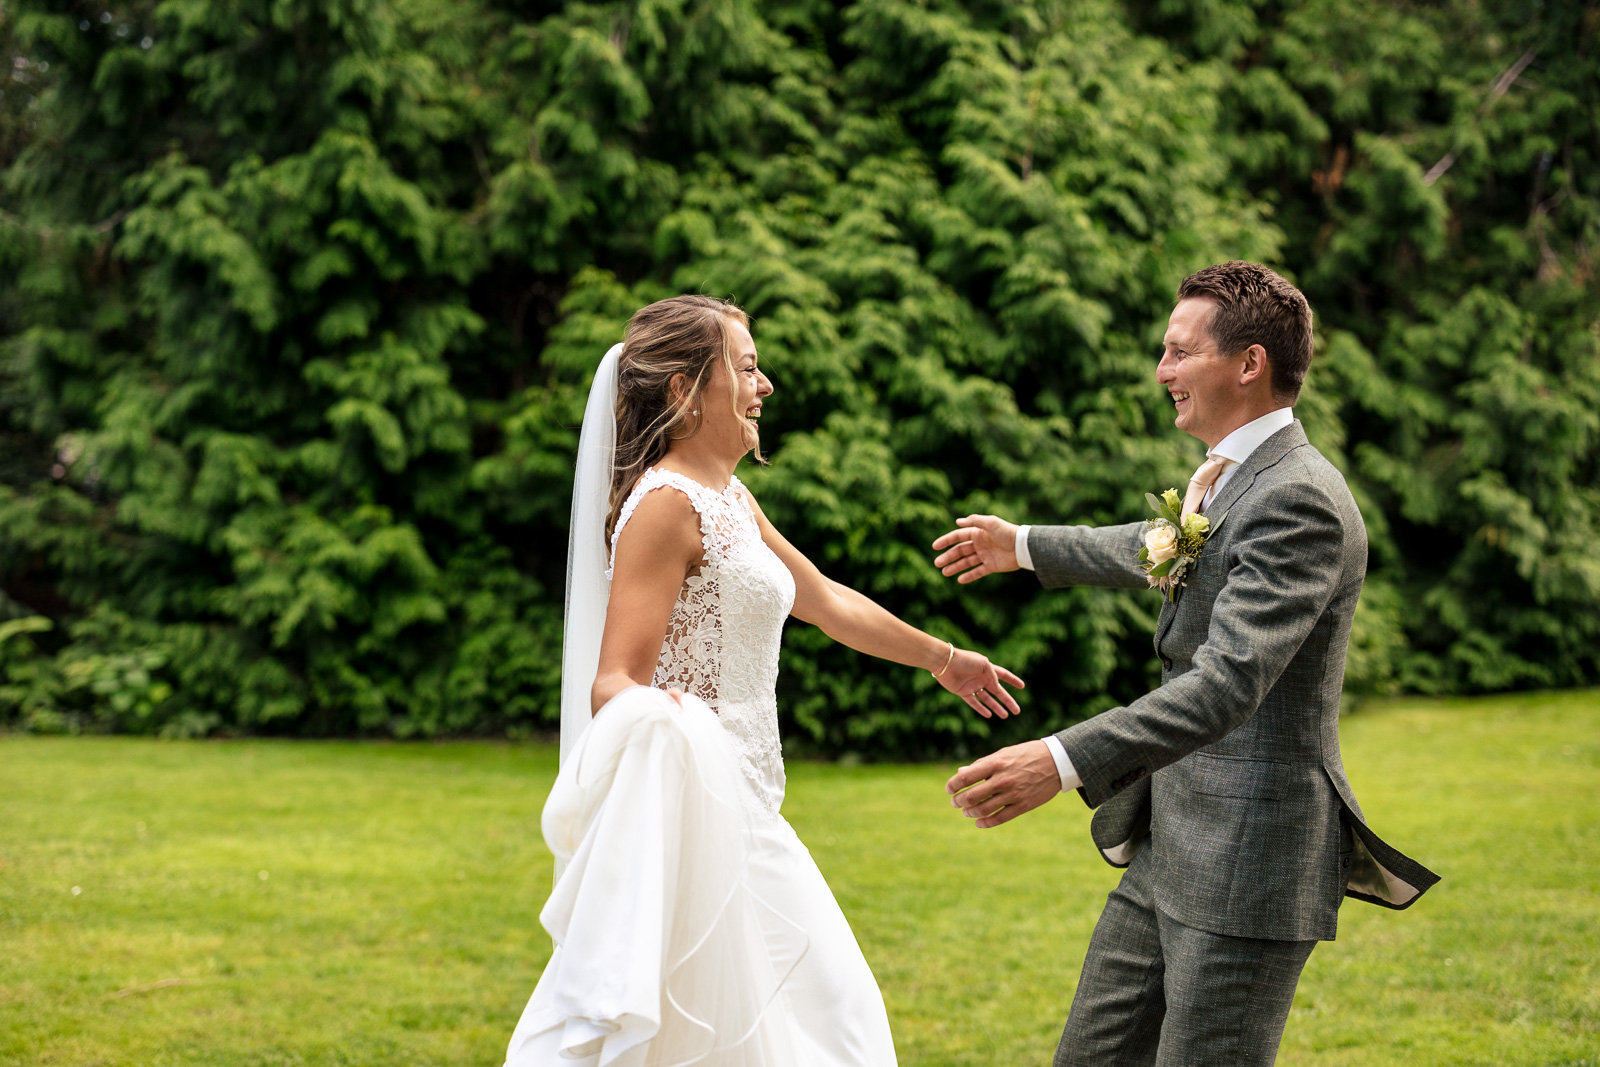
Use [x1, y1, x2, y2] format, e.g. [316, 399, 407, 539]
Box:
[1016, 525, 1035, 571]
[1041, 734, 1081, 793]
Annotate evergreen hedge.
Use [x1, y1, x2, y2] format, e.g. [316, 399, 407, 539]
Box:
[0, 1, 1594, 755]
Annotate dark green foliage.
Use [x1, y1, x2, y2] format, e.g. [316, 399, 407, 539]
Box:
[0, 0, 1594, 752]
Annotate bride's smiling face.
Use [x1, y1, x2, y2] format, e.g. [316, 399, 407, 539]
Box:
[700, 318, 772, 456]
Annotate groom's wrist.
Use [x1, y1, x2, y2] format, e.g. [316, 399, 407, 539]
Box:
[1016, 525, 1035, 571]
[1041, 734, 1080, 792]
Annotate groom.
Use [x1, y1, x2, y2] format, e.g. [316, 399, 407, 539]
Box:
[933, 261, 1438, 1065]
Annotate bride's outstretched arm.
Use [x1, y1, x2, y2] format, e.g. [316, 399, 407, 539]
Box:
[740, 488, 1025, 720]
[590, 488, 703, 714]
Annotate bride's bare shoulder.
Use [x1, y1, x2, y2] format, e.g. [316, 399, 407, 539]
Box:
[613, 479, 703, 567]
[622, 478, 700, 528]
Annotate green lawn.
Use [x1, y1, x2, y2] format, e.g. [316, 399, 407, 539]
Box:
[1, 691, 1595, 1066]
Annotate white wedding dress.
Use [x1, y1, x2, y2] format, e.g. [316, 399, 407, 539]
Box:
[505, 467, 898, 1067]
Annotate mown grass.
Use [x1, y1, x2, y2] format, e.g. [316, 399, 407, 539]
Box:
[1, 690, 1595, 1066]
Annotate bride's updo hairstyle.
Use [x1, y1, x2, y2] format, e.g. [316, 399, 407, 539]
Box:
[606, 295, 759, 544]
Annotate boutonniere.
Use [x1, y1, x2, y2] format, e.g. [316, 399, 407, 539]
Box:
[1136, 489, 1227, 602]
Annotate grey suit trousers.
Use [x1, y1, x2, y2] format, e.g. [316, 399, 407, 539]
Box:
[1055, 845, 1315, 1067]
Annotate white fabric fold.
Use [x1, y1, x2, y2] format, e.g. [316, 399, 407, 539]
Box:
[506, 686, 807, 1067]
[1015, 525, 1034, 571]
[559, 343, 623, 770]
[1041, 734, 1081, 792]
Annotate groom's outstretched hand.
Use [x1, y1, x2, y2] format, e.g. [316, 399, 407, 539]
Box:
[932, 515, 1020, 584]
[945, 741, 1061, 829]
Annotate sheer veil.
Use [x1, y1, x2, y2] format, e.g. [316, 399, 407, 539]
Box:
[559, 342, 623, 765]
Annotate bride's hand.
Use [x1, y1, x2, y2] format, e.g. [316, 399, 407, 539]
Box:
[938, 649, 1025, 719]
[662, 687, 706, 713]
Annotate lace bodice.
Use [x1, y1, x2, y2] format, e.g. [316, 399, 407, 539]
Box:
[609, 468, 797, 815]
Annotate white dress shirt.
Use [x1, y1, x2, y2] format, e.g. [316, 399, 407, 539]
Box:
[1021, 408, 1295, 792]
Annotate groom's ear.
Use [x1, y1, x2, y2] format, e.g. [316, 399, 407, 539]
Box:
[1237, 344, 1271, 389]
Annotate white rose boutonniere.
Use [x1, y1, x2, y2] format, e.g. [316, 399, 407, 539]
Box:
[1136, 488, 1227, 602]
[1144, 523, 1179, 565]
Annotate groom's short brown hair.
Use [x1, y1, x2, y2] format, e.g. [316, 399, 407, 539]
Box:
[1177, 262, 1313, 403]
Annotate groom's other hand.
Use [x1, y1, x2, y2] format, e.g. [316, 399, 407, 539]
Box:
[932, 515, 1019, 584]
[945, 741, 1061, 828]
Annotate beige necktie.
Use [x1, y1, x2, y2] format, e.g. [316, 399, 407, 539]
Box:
[1181, 456, 1228, 520]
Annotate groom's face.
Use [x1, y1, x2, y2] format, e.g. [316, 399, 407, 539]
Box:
[1158, 298, 1243, 448]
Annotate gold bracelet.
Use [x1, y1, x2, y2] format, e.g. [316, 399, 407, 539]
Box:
[931, 641, 955, 679]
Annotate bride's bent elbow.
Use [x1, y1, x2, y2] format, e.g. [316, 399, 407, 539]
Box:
[591, 672, 655, 715]
[591, 674, 623, 716]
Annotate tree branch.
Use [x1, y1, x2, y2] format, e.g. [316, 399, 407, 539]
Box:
[1424, 46, 1538, 186]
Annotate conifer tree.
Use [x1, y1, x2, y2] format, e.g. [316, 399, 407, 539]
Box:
[1, 0, 1594, 752]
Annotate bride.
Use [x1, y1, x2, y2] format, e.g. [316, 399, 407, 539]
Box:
[505, 295, 1024, 1067]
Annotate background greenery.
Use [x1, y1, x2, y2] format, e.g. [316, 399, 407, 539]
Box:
[1, 690, 1595, 1065]
[0, 0, 1595, 753]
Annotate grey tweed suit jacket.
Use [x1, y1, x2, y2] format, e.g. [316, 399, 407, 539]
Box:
[1032, 422, 1438, 942]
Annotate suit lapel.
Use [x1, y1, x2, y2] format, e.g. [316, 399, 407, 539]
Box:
[1155, 597, 1178, 656]
[1154, 422, 1310, 653]
[1203, 421, 1307, 521]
